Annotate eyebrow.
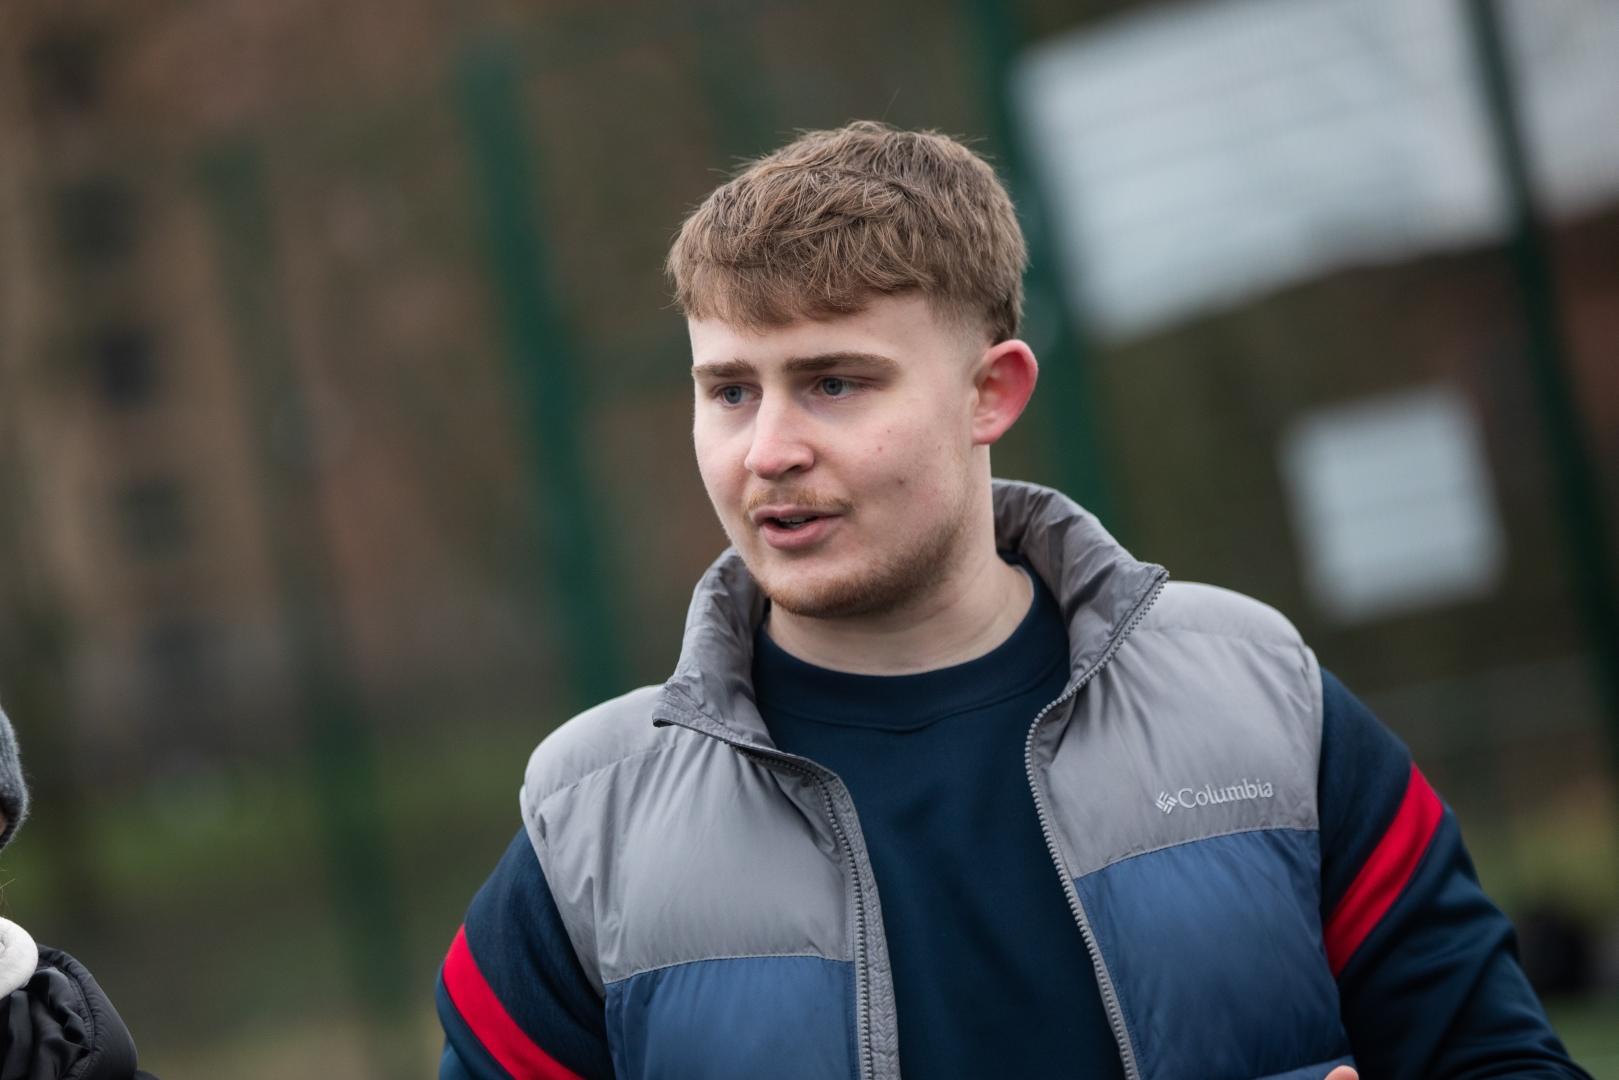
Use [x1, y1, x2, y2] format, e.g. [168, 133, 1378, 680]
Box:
[691, 359, 756, 380]
[691, 352, 901, 380]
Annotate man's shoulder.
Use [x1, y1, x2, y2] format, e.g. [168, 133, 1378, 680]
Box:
[1136, 580, 1305, 650]
[522, 684, 673, 807]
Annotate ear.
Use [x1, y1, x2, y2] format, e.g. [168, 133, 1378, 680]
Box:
[970, 339, 1039, 446]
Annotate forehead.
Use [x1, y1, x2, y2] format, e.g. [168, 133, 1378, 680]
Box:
[687, 294, 969, 372]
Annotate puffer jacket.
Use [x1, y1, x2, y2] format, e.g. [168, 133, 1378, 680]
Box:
[439, 480, 1583, 1080]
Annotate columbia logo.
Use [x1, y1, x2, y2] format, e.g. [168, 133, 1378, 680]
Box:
[1156, 780, 1274, 814]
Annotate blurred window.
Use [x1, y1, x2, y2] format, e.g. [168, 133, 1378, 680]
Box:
[93, 326, 160, 407]
[141, 619, 215, 698]
[56, 176, 137, 265]
[1015, 0, 1619, 343]
[116, 478, 190, 560]
[1279, 384, 1505, 623]
[26, 28, 103, 113]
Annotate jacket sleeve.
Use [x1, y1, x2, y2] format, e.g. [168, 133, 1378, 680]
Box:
[1318, 669, 1589, 1080]
[436, 829, 613, 1080]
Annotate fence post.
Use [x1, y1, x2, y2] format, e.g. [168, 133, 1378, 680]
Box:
[198, 141, 415, 1080]
[1464, 0, 1619, 783]
[958, 0, 1121, 534]
[454, 40, 622, 712]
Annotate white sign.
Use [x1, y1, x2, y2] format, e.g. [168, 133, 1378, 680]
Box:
[1279, 385, 1505, 623]
[1014, 0, 1619, 342]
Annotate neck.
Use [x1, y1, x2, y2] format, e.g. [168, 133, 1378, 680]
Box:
[764, 507, 1033, 676]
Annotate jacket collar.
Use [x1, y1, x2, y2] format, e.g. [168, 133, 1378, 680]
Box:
[652, 480, 1168, 747]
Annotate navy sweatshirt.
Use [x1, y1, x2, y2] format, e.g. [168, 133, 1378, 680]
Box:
[753, 567, 1120, 1079]
[437, 577, 1586, 1080]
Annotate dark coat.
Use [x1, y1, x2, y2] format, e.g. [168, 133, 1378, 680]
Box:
[0, 706, 156, 1080]
[1, 947, 158, 1080]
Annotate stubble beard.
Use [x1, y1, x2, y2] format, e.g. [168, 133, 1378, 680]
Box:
[745, 483, 975, 621]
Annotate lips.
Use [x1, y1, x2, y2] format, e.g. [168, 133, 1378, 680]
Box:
[765, 513, 820, 531]
[750, 504, 844, 549]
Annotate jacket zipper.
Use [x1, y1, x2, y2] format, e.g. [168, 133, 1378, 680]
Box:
[658, 568, 1165, 1080]
[1024, 574, 1166, 1080]
[656, 715, 882, 1080]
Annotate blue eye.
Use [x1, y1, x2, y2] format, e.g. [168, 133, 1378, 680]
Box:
[719, 386, 746, 405]
[821, 378, 850, 397]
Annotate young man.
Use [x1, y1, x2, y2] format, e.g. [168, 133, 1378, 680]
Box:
[437, 123, 1586, 1080]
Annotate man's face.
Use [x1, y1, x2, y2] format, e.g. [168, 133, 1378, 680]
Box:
[690, 294, 987, 619]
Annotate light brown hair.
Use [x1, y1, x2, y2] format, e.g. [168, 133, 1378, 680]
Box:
[666, 122, 1027, 344]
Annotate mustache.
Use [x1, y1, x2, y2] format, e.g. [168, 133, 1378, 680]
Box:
[743, 487, 854, 517]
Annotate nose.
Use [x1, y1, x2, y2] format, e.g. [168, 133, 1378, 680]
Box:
[743, 392, 814, 480]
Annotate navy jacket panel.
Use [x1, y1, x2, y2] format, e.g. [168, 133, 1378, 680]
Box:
[437, 830, 612, 1080]
[438, 1043, 478, 1080]
[1319, 669, 1413, 916]
[1321, 671, 1586, 1080]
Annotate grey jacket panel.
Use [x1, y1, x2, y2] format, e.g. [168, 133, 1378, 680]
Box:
[522, 685, 670, 806]
[992, 483, 1168, 694]
[525, 694, 850, 992]
[1044, 582, 1323, 881]
[661, 549, 773, 748]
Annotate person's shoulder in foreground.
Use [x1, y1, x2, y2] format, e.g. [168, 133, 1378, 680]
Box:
[0, 705, 162, 1080]
[435, 121, 1589, 1080]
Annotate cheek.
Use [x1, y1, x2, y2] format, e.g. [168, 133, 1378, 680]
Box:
[693, 425, 747, 508]
[856, 421, 952, 492]
[896, 386, 972, 456]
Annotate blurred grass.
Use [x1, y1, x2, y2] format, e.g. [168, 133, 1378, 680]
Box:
[1461, 772, 1619, 921]
[1548, 997, 1619, 1079]
[0, 713, 555, 1077]
[142, 1014, 395, 1080]
[136, 1009, 446, 1080]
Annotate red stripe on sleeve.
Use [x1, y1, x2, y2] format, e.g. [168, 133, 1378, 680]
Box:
[442, 925, 586, 1080]
[1324, 763, 1444, 975]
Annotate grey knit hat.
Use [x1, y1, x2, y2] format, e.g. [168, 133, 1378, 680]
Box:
[0, 704, 28, 850]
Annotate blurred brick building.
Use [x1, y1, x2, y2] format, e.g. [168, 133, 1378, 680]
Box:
[0, 0, 1615, 811]
[0, 0, 989, 790]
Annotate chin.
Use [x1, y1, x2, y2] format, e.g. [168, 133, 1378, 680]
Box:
[758, 573, 875, 620]
[750, 550, 949, 621]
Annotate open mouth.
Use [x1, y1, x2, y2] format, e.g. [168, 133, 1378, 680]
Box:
[747, 496, 849, 545]
[767, 514, 822, 531]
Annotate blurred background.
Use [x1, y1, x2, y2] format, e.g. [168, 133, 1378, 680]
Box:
[0, 0, 1616, 1076]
